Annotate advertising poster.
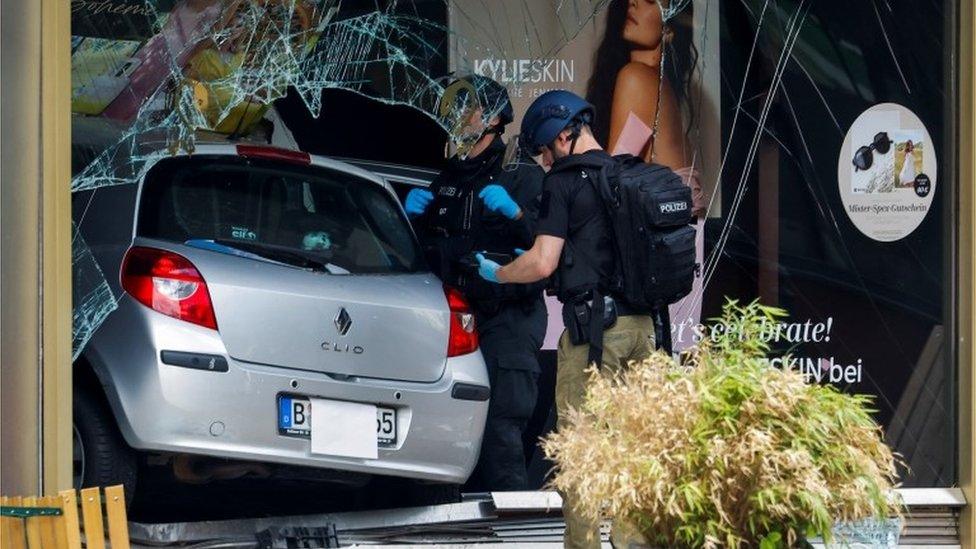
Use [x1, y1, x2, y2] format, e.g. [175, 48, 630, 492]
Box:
[451, 0, 722, 351]
[71, 36, 144, 115]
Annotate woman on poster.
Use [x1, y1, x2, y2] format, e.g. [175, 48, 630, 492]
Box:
[899, 139, 917, 186]
[586, 0, 706, 352]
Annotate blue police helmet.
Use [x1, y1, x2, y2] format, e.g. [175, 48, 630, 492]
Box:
[519, 90, 594, 154]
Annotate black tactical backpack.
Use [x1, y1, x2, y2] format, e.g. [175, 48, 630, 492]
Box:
[557, 153, 697, 311]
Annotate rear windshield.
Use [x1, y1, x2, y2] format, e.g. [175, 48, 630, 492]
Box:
[138, 155, 423, 274]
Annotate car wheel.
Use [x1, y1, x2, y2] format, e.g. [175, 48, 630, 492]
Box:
[73, 385, 137, 505]
[406, 482, 461, 506]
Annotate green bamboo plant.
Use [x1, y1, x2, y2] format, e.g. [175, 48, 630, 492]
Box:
[542, 300, 902, 548]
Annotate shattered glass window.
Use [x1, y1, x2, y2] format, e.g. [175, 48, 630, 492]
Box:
[71, 0, 958, 490]
[70, 0, 607, 356]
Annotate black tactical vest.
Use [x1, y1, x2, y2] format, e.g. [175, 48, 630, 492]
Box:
[419, 139, 545, 305]
[545, 159, 617, 304]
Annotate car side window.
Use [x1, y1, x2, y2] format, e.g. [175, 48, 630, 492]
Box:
[389, 180, 427, 205]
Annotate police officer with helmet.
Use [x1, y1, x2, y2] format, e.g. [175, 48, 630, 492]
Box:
[404, 75, 547, 491]
[474, 89, 654, 548]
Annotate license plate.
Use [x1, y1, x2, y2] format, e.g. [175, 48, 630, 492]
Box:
[278, 396, 397, 445]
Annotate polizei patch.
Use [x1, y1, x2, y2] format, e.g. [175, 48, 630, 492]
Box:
[659, 201, 689, 214]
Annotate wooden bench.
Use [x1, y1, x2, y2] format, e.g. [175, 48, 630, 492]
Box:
[0, 486, 129, 549]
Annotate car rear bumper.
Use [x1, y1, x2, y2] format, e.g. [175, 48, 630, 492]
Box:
[84, 299, 490, 484]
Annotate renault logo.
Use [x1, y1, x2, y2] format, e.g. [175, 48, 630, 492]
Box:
[334, 307, 352, 336]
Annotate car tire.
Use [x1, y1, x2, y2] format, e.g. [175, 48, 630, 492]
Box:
[406, 482, 461, 506]
[73, 384, 138, 506]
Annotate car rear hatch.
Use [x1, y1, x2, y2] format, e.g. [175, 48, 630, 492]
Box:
[136, 152, 452, 383]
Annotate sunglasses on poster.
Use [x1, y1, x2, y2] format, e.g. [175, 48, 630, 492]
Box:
[852, 131, 893, 171]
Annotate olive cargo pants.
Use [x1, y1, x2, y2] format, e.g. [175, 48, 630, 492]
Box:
[555, 314, 655, 549]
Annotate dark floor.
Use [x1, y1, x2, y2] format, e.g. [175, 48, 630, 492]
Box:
[129, 473, 369, 522]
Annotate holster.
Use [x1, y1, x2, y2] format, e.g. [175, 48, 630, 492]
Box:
[562, 291, 618, 366]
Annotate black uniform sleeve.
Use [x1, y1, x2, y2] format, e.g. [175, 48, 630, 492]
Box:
[535, 174, 571, 239]
[503, 163, 545, 247]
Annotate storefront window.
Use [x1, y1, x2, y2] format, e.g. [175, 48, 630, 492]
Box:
[68, 1, 959, 510]
[706, 1, 956, 487]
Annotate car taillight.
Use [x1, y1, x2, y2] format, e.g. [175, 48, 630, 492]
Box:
[445, 286, 478, 357]
[121, 247, 218, 330]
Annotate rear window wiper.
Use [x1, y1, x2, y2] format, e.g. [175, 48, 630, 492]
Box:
[211, 239, 332, 272]
[191, 239, 332, 273]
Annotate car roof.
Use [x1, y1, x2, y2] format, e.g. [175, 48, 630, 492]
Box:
[150, 144, 395, 192]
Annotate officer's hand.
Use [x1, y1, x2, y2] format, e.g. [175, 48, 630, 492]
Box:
[404, 188, 434, 217]
[478, 184, 521, 220]
[475, 252, 503, 284]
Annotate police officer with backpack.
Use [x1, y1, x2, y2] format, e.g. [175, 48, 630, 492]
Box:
[474, 89, 694, 548]
[404, 75, 547, 492]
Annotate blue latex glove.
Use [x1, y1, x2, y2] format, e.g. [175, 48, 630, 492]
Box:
[404, 188, 434, 217]
[475, 253, 502, 284]
[514, 248, 526, 256]
[478, 184, 521, 219]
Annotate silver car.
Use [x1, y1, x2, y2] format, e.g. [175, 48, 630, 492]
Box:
[72, 143, 490, 505]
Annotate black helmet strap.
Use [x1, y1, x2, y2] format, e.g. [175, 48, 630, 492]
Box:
[484, 121, 506, 137]
[567, 116, 586, 155]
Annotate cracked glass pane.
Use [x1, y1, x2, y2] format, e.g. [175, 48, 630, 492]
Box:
[70, 0, 607, 353]
[711, 0, 952, 487]
[72, 230, 119, 360]
[71, 0, 957, 495]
